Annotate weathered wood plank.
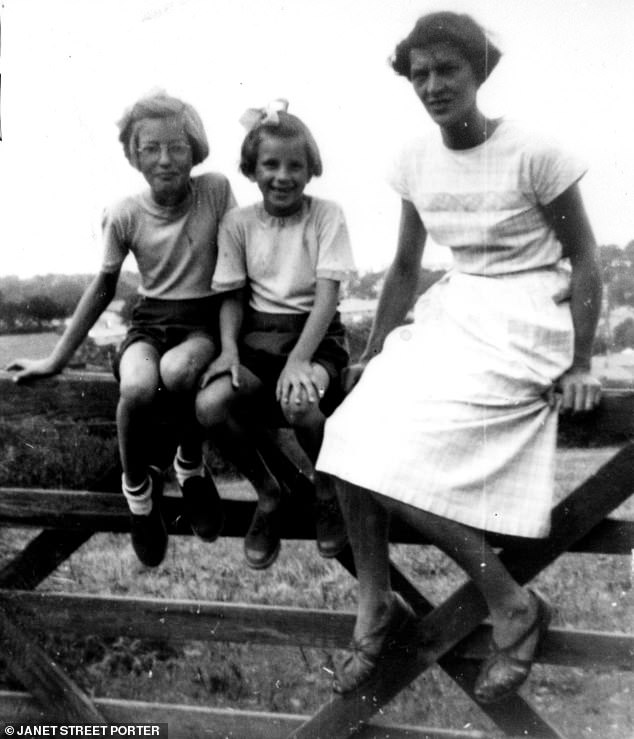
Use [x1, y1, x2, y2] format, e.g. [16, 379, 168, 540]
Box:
[0, 529, 93, 589]
[1, 590, 629, 671]
[0, 370, 119, 420]
[1, 487, 631, 553]
[0, 690, 488, 739]
[0, 604, 105, 723]
[3, 370, 634, 436]
[290, 443, 634, 739]
[335, 549, 565, 739]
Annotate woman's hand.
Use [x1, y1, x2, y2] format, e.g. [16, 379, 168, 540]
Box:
[276, 358, 322, 407]
[6, 357, 60, 384]
[549, 366, 602, 413]
[199, 349, 241, 389]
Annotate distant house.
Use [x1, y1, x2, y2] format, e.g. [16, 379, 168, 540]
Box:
[339, 298, 378, 324]
[86, 299, 127, 346]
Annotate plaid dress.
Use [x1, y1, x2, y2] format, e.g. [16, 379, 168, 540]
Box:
[316, 121, 586, 538]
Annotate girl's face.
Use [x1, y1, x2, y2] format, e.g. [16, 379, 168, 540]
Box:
[135, 116, 193, 206]
[254, 135, 311, 217]
[409, 43, 479, 129]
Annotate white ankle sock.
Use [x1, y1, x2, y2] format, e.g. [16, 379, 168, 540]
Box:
[173, 448, 204, 487]
[122, 474, 153, 516]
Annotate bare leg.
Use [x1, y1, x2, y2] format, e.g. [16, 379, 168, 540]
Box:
[376, 493, 538, 653]
[196, 371, 281, 507]
[117, 341, 161, 487]
[283, 364, 336, 500]
[161, 334, 216, 464]
[337, 480, 393, 639]
[284, 367, 348, 557]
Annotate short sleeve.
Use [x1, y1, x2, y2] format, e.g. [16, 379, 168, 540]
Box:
[314, 201, 356, 281]
[528, 136, 587, 205]
[387, 141, 418, 201]
[211, 211, 247, 294]
[100, 203, 129, 273]
[214, 174, 238, 219]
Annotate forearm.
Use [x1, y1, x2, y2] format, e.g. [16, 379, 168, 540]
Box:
[49, 271, 118, 370]
[288, 280, 339, 363]
[569, 256, 602, 370]
[361, 262, 419, 362]
[218, 291, 245, 353]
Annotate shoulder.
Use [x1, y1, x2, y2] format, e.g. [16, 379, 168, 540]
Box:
[495, 119, 573, 160]
[102, 191, 145, 226]
[192, 171, 233, 199]
[306, 196, 347, 221]
[222, 203, 257, 225]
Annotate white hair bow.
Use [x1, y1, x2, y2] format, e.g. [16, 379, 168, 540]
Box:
[239, 98, 289, 131]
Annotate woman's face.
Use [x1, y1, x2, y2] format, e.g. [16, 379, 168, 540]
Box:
[409, 43, 480, 128]
[135, 116, 193, 205]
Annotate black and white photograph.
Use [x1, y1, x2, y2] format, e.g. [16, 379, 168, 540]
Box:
[0, 1, 632, 737]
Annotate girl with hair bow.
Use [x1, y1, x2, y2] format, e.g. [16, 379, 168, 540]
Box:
[196, 101, 356, 570]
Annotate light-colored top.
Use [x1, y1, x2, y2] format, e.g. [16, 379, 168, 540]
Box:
[101, 172, 236, 300]
[212, 196, 356, 314]
[390, 119, 587, 276]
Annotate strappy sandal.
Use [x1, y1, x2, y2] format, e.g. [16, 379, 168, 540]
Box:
[333, 592, 416, 694]
[474, 590, 552, 704]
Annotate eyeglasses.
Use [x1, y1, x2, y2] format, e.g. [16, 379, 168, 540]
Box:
[136, 142, 191, 161]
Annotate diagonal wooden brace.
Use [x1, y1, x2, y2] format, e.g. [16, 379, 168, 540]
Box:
[289, 443, 634, 739]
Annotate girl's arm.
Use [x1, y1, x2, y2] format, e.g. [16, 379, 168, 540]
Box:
[7, 270, 119, 382]
[543, 183, 602, 412]
[199, 289, 245, 389]
[276, 277, 340, 405]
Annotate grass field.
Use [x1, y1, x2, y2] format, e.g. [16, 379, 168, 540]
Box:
[0, 415, 632, 738]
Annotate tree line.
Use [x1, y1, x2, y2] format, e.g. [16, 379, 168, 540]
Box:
[3, 245, 634, 351]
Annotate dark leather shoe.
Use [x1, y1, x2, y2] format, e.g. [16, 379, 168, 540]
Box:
[180, 464, 225, 542]
[474, 590, 552, 704]
[315, 495, 348, 558]
[129, 466, 168, 567]
[244, 504, 282, 570]
[333, 592, 416, 694]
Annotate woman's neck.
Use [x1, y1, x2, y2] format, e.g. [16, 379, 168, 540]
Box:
[440, 110, 498, 150]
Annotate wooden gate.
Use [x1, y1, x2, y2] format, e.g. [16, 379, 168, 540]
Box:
[0, 370, 632, 738]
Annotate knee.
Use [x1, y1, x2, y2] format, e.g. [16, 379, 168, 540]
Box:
[118, 376, 158, 409]
[161, 354, 199, 394]
[195, 385, 231, 428]
[282, 400, 322, 428]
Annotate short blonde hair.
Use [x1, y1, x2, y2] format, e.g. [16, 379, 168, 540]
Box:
[117, 91, 210, 168]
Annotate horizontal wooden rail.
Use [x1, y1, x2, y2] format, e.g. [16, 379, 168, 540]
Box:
[1, 590, 630, 672]
[0, 691, 485, 739]
[3, 370, 634, 438]
[1, 487, 632, 554]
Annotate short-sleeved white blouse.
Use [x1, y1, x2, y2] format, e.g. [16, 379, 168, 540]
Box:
[212, 196, 355, 314]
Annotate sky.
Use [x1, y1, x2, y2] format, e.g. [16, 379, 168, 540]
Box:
[1, 0, 633, 277]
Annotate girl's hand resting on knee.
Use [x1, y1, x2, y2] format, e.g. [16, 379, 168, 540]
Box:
[199, 349, 241, 389]
[276, 359, 322, 406]
[548, 366, 601, 413]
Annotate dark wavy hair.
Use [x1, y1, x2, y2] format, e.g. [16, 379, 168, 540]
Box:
[240, 112, 323, 179]
[117, 91, 209, 169]
[391, 12, 501, 84]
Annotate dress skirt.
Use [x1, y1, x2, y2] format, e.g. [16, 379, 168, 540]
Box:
[316, 267, 574, 538]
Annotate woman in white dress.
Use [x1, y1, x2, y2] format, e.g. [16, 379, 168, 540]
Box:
[316, 11, 602, 700]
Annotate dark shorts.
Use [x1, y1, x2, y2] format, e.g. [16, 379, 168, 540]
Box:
[113, 295, 221, 380]
[239, 310, 349, 422]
